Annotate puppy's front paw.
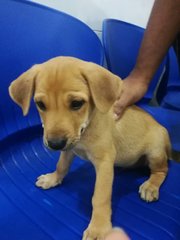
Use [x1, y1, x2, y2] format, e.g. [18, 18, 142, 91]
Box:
[82, 221, 112, 240]
[139, 180, 159, 202]
[36, 172, 62, 189]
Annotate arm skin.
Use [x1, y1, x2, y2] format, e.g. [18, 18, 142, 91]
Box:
[114, 0, 180, 119]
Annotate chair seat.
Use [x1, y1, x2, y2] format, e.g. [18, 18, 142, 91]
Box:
[0, 126, 180, 240]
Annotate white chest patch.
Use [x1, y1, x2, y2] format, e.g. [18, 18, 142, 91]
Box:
[73, 144, 93, 162]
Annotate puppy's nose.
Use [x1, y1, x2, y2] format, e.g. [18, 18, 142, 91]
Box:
[47, 138, 67, 150]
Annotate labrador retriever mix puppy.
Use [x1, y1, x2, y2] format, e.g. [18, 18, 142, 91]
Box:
[9, 57, 170, 240]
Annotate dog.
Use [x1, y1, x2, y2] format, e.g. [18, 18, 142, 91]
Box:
[9, 56, 171, 240]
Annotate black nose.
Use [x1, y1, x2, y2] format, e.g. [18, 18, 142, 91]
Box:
[47, 138, 67, 150]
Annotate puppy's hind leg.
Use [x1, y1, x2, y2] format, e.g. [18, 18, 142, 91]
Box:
[139, 150, 168, 202]
[36, 151, 74, 189]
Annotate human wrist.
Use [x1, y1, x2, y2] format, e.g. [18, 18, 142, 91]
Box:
[129, 67, 152, 87]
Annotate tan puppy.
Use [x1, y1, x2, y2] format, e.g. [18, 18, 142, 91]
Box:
[9, 57, 170, 240]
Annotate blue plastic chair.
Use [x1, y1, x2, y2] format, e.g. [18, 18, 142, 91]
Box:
[102, 19, 166, 104]
[103, 19, 180, 150]
[102, 18, 180, 239]
[158, 47, 180, 110]
[0, 0, 104, 142]
[0, 0, 104, 239]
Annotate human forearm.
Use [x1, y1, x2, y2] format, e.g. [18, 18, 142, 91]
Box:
[113, 0, 180, 119]
[132, 0, 180, 84]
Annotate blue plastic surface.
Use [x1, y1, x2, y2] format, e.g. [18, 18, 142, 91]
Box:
[102, 19, 166, 104]
[1, 129, 180, 240]
[1, 2, 180, 240]
[0, 0, 104, 141]
[159, 47, 180, 110]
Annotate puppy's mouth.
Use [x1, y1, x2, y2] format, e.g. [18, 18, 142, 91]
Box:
[43, 121, 89, 151]
[43, 137, 80, 151]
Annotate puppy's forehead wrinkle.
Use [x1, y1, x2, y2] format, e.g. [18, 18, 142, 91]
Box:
[35, 58, 91, 103]
[44, 57, 81, 75]
[39, 65, 83, 86]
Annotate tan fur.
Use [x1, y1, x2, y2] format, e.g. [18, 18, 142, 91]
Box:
[9, 57, 170, 240]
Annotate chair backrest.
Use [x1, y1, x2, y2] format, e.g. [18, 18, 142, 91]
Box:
[0, 0, 104, 141]
[157, 47, 180, 110]
[102, 19, 166, 104]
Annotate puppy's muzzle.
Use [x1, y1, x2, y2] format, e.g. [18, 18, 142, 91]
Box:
[47, 138, 67, 151]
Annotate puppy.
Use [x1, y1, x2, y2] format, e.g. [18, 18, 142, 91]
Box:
[9, 57, 170, 240]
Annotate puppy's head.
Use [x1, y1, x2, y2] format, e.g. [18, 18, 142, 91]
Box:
[9, 57, 122, 151]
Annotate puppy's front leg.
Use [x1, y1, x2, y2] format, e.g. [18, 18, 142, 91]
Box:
[83, 158, 114, 240]
[36, 151, 74, 189]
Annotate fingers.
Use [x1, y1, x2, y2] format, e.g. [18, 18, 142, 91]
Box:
[104, 228, 130, 240]
[113, 97, 129, 120]
[113, 76, 148, 120]
[113, 88, 136, 120]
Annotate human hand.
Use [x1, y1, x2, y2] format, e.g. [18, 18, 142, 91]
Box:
[104, 228, 130, 240]
[113, 74, 149, 120]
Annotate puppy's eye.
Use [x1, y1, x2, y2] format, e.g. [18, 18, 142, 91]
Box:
[70, 100, 85, 110]
[36, 101, 46, 111]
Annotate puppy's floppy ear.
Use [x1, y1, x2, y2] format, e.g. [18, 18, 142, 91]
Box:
[81, 62, 122, 113]
[9, 65, 40, 116]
